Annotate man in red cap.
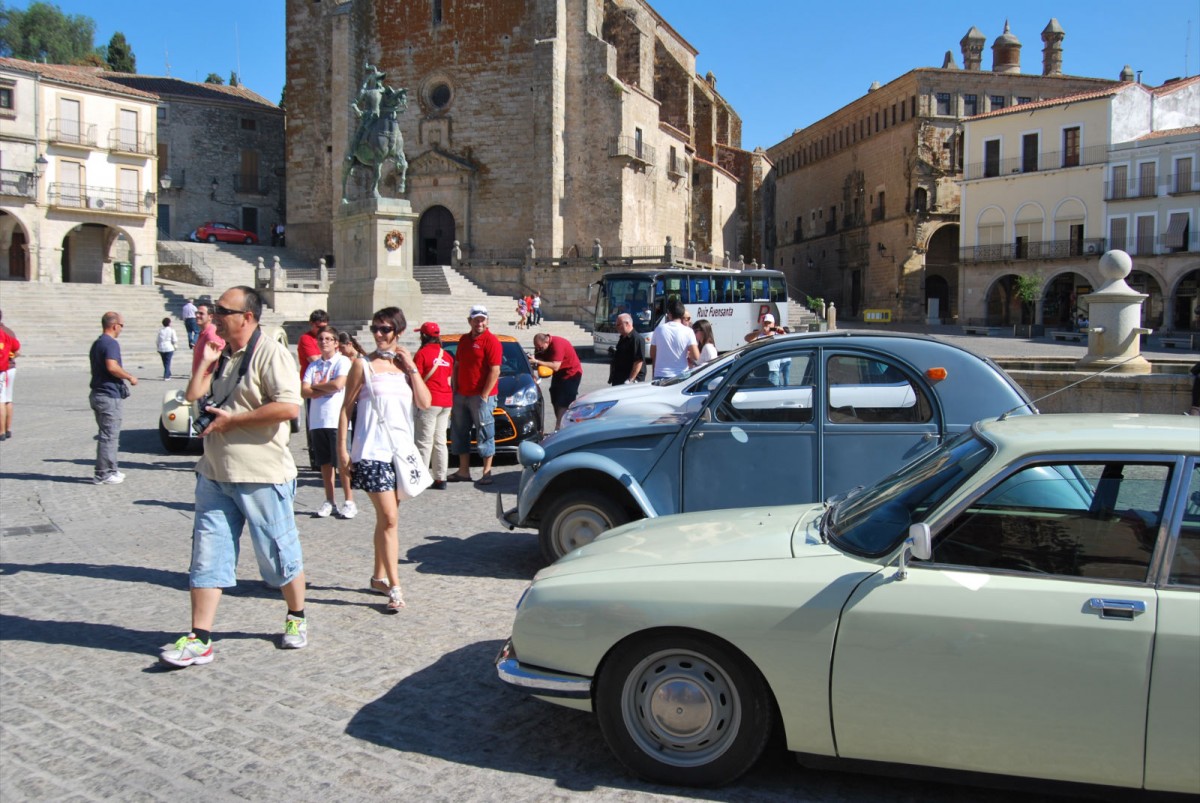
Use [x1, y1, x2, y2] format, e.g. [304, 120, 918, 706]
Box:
[413, 322, 454, 489]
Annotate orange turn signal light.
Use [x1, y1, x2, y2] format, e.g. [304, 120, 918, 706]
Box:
[925, 367, 947, 381]
[168, 412, 177, 421]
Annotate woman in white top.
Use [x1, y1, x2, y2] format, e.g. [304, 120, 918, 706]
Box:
[693, 319, 718, 364]
[156, 317, 178, 380]
[337, 307, 431, 612]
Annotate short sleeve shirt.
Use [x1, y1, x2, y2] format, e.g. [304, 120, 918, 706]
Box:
[302, 353, 351, 430]
[192, 324, 226, 375]
[650, 320, 697, 378]
[610, 333, 645, 384]
[454, 329, 502, 397]
[536, 336, 582, 380]
[89, 333, 124, 397]
[297, 331, 321, 377]
[196, 332, 303, 484]
[414, 342, 454, 407]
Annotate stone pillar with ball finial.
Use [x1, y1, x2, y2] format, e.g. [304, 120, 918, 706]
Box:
[1075, 250, 1152, 374]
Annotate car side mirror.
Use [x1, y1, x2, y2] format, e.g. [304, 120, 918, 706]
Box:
[895, 522, 931, 581]
[536, 365, 554, 379]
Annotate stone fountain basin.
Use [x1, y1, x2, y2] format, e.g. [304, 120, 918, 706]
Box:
[995, 358, 1195, 415]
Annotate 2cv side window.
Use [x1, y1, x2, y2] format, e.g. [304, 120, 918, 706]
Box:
[716, 349, 815, 424]
[826, 354, 932, 424]
[1168, 462, 1200, 587]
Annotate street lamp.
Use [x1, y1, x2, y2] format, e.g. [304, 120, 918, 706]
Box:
[159, 174, 172, 191]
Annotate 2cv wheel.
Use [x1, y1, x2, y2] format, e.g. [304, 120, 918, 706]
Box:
[537, 489, 630, 563]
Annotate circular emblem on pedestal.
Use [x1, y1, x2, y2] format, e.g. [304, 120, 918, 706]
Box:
[384, 230, 404, 251]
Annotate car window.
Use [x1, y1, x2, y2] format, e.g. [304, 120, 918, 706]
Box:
[714, 349, 814, 424]
[932, 461, 1172, 582]
[826, 354, 931, 424]
[1169, 462, 1200, 586]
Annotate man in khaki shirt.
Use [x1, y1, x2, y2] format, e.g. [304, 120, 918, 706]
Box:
[160, 286, 308, 667]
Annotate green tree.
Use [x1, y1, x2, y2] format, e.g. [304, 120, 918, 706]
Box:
[228, 70, 239, 87]
[0, 1, 98, 64]
[204, 72, 224, 85]
[1013, 274, 1041, 325]
[103, 31, 135, 73]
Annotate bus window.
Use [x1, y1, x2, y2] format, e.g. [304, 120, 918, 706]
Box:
[657, 276, 689, 303]
[690, 276, 713, 303]
[769, 277, 787, 302]
[733, 278, 750, 302]
[714, 276, 734, 303]
[751, 277, 771, 301]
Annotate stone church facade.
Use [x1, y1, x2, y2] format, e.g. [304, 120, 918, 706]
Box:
[285, 0, 761, 268]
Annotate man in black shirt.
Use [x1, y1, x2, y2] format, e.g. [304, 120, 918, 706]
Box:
[608, 313, 645, 385]
[89, 311, 138, 484]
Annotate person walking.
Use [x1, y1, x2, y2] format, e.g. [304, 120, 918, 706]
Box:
[338, 308, 431, 613]
[693, 319, 718, 365]
[531, 291, 542, 326]
[88, 312, 137, 484]
[160, 286, 307, 667]
[649, 298, 699, 379]
[0, 310, 19, 440]
[412, 322, 454, 490]
[531, 331, 583, 431]
[448, 305, 502, 486]
[156, 317, 178, 380]
[182, 298, 198, 348]
[608, 312, 644, 385]
[302, 327, 356, 519]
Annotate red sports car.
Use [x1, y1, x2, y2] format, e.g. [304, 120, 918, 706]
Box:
[195, 222, 258, 245]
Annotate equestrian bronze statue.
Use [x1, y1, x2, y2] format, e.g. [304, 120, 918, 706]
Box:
[341, 63, 409, 203]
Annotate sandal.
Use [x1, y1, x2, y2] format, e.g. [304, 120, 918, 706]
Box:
[475, 474, 494, 486]
[447, 473, 473, 483]
[369, 577, 390, 596]
[386, 585, 406, 612]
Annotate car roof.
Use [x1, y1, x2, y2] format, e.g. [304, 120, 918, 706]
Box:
[441, 332, 519, 344]
[975, 414, 1200, 456]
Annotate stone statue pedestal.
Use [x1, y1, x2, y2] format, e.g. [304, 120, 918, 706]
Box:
[328, 198, 423, 324]
[1075, 250, 1151, 374]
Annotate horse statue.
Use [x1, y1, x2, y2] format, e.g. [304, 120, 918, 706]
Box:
[341, 64, 409, 204]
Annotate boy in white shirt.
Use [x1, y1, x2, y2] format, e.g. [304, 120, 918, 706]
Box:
[301, 328, 356, 518]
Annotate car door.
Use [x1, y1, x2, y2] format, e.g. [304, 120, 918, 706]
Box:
[1144, 458, 1200, 794]
[820, 350, 942, 499]
[680, 345, 818, 513]
[830, 455, 1176, 788]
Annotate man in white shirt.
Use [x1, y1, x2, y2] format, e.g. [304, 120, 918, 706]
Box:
[649, 298, 699, 379]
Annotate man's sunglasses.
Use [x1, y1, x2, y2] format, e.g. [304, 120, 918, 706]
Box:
[213, 305, 248, 317]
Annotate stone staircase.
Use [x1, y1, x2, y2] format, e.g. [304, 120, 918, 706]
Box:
[158, 241, 319, 290]
[0, 281, 287, 370]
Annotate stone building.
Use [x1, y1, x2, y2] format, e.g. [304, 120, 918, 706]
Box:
[285, 0, 761, 268]
[103, 75, 286, 243]
[0, 58, 158, 284]
[959, 75, 1200, 331]
[764, 20, 1122, 323]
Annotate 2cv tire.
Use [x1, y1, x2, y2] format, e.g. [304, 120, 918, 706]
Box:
[537, 489, 630, 563]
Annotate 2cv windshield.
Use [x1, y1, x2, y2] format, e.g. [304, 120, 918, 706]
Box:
[829, 431, 992, 557]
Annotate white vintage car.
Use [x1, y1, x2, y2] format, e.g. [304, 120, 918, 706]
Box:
[497, 413, 1200, 792]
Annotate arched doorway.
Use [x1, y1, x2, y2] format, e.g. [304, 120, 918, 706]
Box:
[417, 206, 455, 266]
[1127, 270, 1164, 329]
[985, 274, 1027, 325]
[1173, 270, 1199, 331]
[925, 275, 950, 322]
[1042, 272, 1092, 328]
[924, 224, 959, 322]
[60, 224, 131, 284]
[0, 211, 29, 280]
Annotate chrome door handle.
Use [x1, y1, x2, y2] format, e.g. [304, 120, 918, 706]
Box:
[1088, 598, 1146, 620]
[690, 432, 704, 439]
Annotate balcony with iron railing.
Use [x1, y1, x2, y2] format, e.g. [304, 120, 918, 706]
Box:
[1117, 232, 1200, 256]
[959, 237, 1108, 263]
[232, 173, 269, 195]
[108, 128, 155, 156]
[47, 118, 97, 148]
[1167, 171, 1200, 195]
[0, 169, 36, 200]
[47, 182, 155, 215]
[608, 136, 655, 166]
[964, 143, 1108, 180]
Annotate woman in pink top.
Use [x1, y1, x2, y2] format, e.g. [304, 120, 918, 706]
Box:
[337, 307, 431, 612]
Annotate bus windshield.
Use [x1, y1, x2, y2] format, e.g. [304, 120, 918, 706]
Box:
[595, 276, 655, 334]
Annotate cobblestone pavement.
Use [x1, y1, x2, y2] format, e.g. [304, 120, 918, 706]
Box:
[0, 341, 1121, 802]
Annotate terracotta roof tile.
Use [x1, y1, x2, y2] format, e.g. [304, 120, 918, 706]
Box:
[0, 57, 158, 99]
[1135, 125, 1200, 141]
[966, 83, 1132, 121]
[1152, 75, 1200, 95]
[102, 74, 279, 110]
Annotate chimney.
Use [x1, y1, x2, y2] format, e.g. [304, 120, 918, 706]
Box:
[1041, 18, 1064, 76]
[991, 20, 1022, 74]
[942, 50, 960, 70]
[960, 26, 985, 71]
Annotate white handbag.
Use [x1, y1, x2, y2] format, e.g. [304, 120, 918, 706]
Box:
[362, 358, 433, 500]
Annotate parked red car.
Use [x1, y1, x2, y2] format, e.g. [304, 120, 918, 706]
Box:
[195, 222, 258, 245]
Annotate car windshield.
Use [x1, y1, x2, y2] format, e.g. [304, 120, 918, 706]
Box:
[443, 340, 529, 378]
[828, 431, 992, 557]
[651, 341, 751, 387]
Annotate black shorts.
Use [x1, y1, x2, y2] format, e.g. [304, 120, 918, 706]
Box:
[310, 428, 338, 467]
[549, 374, 582, 408]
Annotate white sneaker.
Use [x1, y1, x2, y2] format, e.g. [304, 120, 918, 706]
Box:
[339, 500, 358, 519]
[316, 501, 334, 518]
[93, 472, 125, 485]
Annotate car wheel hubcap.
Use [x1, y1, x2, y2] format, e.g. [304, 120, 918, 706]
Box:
[622, 649, 740, 767]
[554, 505, 609, 554]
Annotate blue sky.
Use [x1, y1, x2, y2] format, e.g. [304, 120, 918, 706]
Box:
[15, 1, 1199, 150]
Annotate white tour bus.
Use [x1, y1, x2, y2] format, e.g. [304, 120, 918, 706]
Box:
[593, 268, 789, 356]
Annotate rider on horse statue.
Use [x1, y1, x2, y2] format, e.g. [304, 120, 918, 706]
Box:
[342, 62, 409, 203]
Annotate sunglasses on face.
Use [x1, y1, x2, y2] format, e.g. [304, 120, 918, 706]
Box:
[213, 305, 248, 317]
[369, 325, 395, 335]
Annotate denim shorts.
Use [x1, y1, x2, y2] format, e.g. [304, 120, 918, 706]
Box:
[190, 474, 303, 589]
[451, 393, 497, 459]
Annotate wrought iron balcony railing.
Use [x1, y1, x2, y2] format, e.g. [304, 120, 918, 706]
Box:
[48, 182, 155, 214]
[47, 118, 97, 148]
[0, 169, 36, 199]
[608, 136, 655, 166]
[108, 128, 155, 156]
[959, 237, 1108, 263]
[964, 143, 1107, 180]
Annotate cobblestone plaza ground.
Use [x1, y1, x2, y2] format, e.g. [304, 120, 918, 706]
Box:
[0, 334, 1164, 801]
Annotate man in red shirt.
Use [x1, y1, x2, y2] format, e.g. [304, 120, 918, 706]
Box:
[448, 305, 502, 486]
[0, 309, 19, 440]
[297, 309, 329, 378]
[190, 302, 225, 376]
[531, 332, 582, 431]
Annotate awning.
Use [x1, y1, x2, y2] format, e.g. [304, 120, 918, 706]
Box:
[1165, 214, 1190, 249]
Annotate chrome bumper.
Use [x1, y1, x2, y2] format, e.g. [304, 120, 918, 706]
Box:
[495, 493, 521, 531]
[494, 639, 592, 700]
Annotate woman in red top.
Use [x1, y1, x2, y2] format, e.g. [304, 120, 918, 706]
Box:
[412, 322, 454, 489]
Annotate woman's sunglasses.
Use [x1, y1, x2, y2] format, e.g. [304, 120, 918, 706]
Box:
[369, 325, 395, 335]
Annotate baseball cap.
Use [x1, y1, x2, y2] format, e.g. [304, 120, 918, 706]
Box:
[419, 322, 440, 337]
[468, 305, 489, 319]
[762, 313, 775, 324]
